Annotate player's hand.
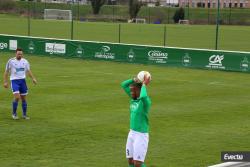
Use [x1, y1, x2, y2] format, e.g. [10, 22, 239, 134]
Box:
[133, 77, 140, 83]
[143, 75, 151, 86]
[3, 82, 8, 88]
[32, 78, 37, 85]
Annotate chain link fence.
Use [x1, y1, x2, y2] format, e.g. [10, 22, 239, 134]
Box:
[0, 1, 249, 51]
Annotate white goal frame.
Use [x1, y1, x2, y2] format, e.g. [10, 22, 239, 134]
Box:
[135, 18, 146, 24]
[128, 18, 146, 24]
[178, 19, 190, 25]
[44, 9, 72, 21]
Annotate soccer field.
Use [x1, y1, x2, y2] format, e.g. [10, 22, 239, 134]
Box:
[0, 14, 250, 52]
[0, 53, 250, 167]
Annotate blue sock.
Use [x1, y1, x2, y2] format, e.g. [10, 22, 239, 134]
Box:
[12, 100, 18, 116]
[22, 100, 27, 116]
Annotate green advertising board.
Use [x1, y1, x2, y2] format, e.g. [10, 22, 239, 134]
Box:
[1, 34, 250, 73]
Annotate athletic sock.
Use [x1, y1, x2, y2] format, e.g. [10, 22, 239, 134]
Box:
[22, 100, 27, 116]
[141, 163, 146, 167]
[129, 164, 134, 167]
[12, 100, 18, 116]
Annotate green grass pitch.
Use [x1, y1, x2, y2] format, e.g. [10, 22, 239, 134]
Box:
[0, 14, 250, 52]
[0, 53, 250, 167]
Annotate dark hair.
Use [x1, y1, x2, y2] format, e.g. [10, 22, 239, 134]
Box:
[16, 48, 23, 52]
[131, 83, 142, 89]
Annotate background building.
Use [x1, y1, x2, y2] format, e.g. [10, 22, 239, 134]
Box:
[40, 0, 88, 4]
[178, 0, 250, 8]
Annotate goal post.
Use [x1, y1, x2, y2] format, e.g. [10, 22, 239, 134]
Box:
[128, 18, 146, 24]
[44, 9, 72, 21]
[135, 18, 146, 24]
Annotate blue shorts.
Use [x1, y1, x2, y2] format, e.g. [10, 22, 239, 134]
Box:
[11, 79, 28, 95]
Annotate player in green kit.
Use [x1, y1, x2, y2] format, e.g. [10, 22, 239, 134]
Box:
[121, 73, 151, 167]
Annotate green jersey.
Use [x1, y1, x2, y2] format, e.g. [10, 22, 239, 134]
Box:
[121, 79, 151, 133]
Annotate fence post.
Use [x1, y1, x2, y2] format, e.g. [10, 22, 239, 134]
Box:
[167, 2, 170, 24]
[118, 24, 121, 43]
[78, 0, 80, 21]
[163, 24, 166, 47]
[207, 6, 210, 24]
[229, 0, 232, 24]
[148, 7, 151, 24]
[71, 1, 74, 40]
[33, 1, 36, 19]
[112, 0, 115, 22]
[215, 0, 220, 50]
[28, 1, 31, 36]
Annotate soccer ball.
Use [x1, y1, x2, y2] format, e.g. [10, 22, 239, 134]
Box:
[137, 71, 151, 83]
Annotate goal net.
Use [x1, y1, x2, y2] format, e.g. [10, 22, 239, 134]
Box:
[44, 9, 72, 21]
[135, 18, 146, 24]
[128, 18, 146, 24]
[178, 19, 190, 25]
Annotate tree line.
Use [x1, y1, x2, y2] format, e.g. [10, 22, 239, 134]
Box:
[91, 0, 143, 19]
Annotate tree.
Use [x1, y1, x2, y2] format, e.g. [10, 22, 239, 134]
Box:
[129, 0, 143, 19]
[155, 0, 160, 6]
[0, 0, 15, 11]
[90, 0, 106, 15]
[116, 0, 128, 5]
[173, 7, 185, 23]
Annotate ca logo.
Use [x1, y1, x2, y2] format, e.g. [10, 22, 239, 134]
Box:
[209, 55, 224, 65]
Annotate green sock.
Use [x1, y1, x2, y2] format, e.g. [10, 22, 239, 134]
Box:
[129, 164, 134, 167]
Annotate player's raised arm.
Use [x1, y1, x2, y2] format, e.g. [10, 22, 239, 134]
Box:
[139, 73, 151, 108]
[140, 72, 151, 97]
[121, 79, 134, 97]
